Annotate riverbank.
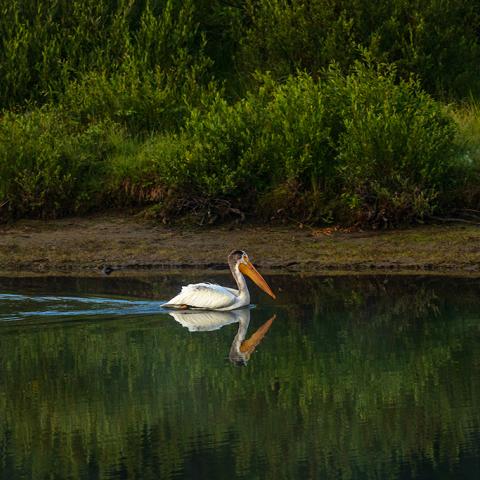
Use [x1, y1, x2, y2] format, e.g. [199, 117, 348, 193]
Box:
[0, 214, 479, 276]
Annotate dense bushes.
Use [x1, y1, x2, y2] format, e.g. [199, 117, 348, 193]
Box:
[1, 0, 479, 109]
[227, 0, 480, 99]
[0, 111, 123, 218]
[59, 60, 213, 135]
[0, 0, 210, 109]
[333, 67, 457, 224]
[0, 65, 472, 225]
[103, 66, 461, 226]
[0, 0, 479, 226]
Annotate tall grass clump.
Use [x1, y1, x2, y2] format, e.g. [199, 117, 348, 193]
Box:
[106, 133, 190, 216]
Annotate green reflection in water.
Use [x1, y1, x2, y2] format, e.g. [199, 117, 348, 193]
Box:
[0, 275, 479, 479]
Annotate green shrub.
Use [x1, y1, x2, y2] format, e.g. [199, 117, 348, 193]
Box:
[447, 102, 480, 211]
[330, 65, 458, 225]
[144, 75, 335, 221]
[114, 65, 459, 226]
[0, 66, 467, 227]
[232, 0, 480, 99]
[59, 59, 213, 135]
[0, 109, 122, 219]
[106, 133, 188, 210]
[0, 0, 210, 109]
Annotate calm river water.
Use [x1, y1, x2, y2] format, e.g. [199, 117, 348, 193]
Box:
[0, 274, 479, 479]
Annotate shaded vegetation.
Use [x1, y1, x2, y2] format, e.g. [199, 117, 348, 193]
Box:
[0, 0, 480, 225]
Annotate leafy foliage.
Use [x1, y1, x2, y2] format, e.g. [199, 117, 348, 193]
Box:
[117, 66, 457, 225]
[0, 110, 121, 218]
[232, 0, 480, 99]
[0, 0, 210, 109]
[0, 0, 479, 225]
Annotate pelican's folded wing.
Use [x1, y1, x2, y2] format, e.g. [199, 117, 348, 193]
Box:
[163, 283, 237, 310]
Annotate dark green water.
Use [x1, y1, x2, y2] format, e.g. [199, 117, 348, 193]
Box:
[0, 274, 479, 480]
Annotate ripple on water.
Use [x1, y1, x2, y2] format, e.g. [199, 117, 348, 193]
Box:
[0, 293, 165, 322]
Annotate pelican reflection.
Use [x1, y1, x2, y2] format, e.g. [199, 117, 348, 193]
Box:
[167, 308, 275, 366]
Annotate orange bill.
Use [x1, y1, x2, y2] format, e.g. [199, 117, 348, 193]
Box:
[239, 261, 276, 299]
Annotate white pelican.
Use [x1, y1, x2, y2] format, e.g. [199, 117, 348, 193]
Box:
[167, 308, 276, 365]
[163, 250, 276, 310]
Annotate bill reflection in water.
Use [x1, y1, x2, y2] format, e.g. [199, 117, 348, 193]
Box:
[167, 308, 276, 366]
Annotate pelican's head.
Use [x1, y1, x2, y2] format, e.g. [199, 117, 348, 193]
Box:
[228, 250, 276, 299]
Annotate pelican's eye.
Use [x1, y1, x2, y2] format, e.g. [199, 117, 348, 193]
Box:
[242, 254, 249, 263]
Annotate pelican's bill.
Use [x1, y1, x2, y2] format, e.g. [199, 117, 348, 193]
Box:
[239, 261, 276, 299]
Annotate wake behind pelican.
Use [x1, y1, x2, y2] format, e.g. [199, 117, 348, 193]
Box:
[0, 293, 164, 322]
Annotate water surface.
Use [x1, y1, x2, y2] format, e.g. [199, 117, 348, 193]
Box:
[0, 274, 479, 479]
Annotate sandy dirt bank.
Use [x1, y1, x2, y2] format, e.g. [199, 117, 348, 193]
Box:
[0, 214, 479, 276]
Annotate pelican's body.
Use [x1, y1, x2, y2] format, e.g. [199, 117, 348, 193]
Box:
[164, 282, 249, 311]
[163, 250, 275, 311]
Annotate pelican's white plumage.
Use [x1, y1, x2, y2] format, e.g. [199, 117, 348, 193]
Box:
[163, 250, 275, 311]
[164, 282, 244, 310]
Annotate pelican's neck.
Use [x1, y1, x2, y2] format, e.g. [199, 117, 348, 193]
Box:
[231, 262, 249, 298]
